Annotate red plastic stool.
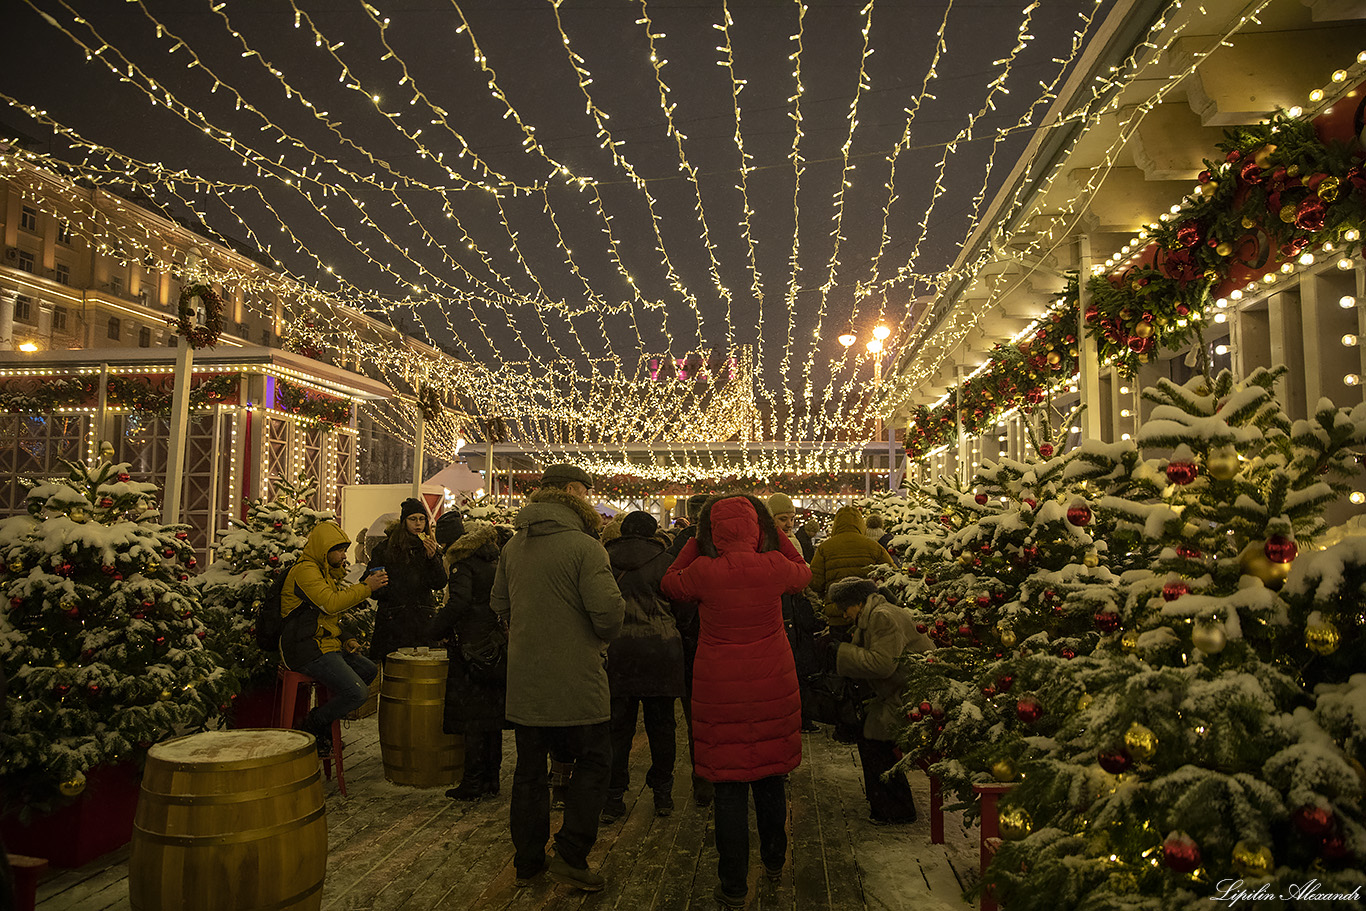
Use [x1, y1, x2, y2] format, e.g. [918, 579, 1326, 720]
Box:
[8, 853, 47, 911]
[276, 666, 346, 797]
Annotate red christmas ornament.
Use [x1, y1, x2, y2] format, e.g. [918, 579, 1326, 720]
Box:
[1060, 647, 1077, 660]
[929, 707, 945, 721]
[1320, 831, 1350, 860]
[163, 548, 176, 558]
[1162, 581, 1190, 602]
[1038, 443, 1054, 458]
[117, 472, 131, 482]
[979, 543, 992, 554]
[9, 597, 22, 609]
[141, 599, 155, 609]
[182, 609, 193, 619]
[1165, 462, 1198, 485]
[907, 710, 921, 722]
[99, 497, 114, 508]
[186, 557, 197, 568]
[1264, 535, 1298, 564]
[112, 572, 123, 582]
[1176, 545, 1202, 560]
[267, 554, 281, 567]
[958, 624, 974, 638]
[1023, 498, 1037, 509]
[1016, 697, 1044, 724]
[101, 564, 117, 575]
[982, 685, 997, 697]
[975, 595, 991, 607]
[196, 630, 207, 640]
[975, 493, 988, 505]
[87, 684, 100, 695]
[273, 521, 284, 530]
[1162, 833, 1202, 873]
[1066, 504, 1092, 527]
[54, 684, 70, 696]
[919, 701, 933, 715]
[992, 591, 1006, 604]
[934, 618, 947, 628]
[1098, 748, 1132, 774]
[1292, 805, 1334, 836]
[175, 531, 190, 540]
[925, 575, 938, 585]
[179, 574, 189, 582]
[66, 606, 79, 618]
[1095, 612, 1122, 633]
[996, 675, 1014, 692]
[915, 623, 928, 634]
[133, 612, 145, 620]
[57, 562, 73, 576]
[945, 596, 960, 606]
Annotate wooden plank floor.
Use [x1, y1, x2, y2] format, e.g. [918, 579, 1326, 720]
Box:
[36, 709, 978, 910]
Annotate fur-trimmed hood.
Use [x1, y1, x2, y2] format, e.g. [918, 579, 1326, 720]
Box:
[695, 493, 782, 557]
[443, 522, 500, 568]
[516, 486, 603, 538]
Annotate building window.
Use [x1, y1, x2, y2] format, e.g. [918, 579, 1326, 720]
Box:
[14, 295, 32, 322]
[57, 222, 73, 245]
[19, 207, 37, 232]
[54, 264, 71, 286]
[53, 306, 67, 331]
[17, 251, 35, 273]
[110, 275, 123, 295]
[107, 317, 120, 340]
[261, 328, 272, 346]
[138, 327, 152, 348]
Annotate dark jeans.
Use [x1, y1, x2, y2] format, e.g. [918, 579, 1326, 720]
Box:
[511, 722, 611, 874]
[463, 729, 503, 790]
[608, 696, 676, 798]
[856, 734, 917, 821]
[713, 776, 787, 898]
[297, 650, 377, 728]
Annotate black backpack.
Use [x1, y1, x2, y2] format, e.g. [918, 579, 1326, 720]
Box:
[254, 560, 298, 651]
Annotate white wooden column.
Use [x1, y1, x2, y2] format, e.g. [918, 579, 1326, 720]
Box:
[1076, 235, 1103, 439]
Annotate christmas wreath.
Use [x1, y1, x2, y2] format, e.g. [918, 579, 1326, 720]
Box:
[172, 282, 225, 349]
[276, 379, 350, 430]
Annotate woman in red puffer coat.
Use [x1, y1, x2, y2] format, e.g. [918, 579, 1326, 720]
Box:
[661, 494, 812, 909]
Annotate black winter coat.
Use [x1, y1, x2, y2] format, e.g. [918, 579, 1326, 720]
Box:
[432, 526, 508, 733]
[365, 536, 446, 662]
[605, 534, 684, 698]
[664, 525, 701, 683]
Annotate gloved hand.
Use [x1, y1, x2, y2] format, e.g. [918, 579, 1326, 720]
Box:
[812, 633, 841, 673]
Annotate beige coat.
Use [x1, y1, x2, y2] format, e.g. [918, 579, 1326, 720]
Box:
[835, 592, 933, 741]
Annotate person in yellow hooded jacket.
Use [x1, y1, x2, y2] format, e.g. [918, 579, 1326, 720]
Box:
[281, 521, 389, 756]
[809, 506, 894, 627]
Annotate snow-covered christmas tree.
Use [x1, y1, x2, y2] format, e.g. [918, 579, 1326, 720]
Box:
[978, 368, 1366, 908]
[0, 460, 234, 813]
[198, 474, 374, 693]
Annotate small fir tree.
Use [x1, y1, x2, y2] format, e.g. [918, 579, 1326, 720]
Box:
[0, 460, 234, 813]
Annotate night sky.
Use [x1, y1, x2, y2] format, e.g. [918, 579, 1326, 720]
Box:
[2, 0, 1115, 441]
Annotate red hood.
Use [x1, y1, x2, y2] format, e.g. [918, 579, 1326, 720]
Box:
[711, 496, 761, 554]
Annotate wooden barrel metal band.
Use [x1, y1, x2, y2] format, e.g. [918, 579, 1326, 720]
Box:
[137, 769, 322, 806]
[241, 877, 325, 911]
[132, 803, 325, 847]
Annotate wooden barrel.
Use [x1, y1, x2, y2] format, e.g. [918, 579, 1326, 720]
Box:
[129, 729, 327, 911]
[379, 648, 464, 786]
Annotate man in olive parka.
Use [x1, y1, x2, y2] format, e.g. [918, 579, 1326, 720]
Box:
[280, 521, 388, 755]
[492, 464, 625, 892]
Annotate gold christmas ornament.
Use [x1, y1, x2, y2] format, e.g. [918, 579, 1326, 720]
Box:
[1252, 144, 1277, 168]
[1046, 351, 1061, 366]
[999, 806, 1032, 840]
[1231, 840, 1273, 878]
[990, 758, 1017, 782]
[1215, 242, 1233, 257]
[1000, 629, 1018, 648]
[1133, 321, 1154, 339]
[159, 689, 173, 701]
[58, 771, 87, 797]
[1206, 445, 1240, 481]
[1279, 203, 1298, 223]
[145, 559, 161, 573]
[1305, 617, 1341, 655]
[1192, 621, 1227, 655]
[1239, 543, 1289, 589]
[1241, 216, 1256, 229]
[1318, 175, 1341, 202]
[1121, 629, 1140, 652]
[1124, 723, 1159, 761]
[1083, 552, 1100, 568]
[69, 507, 89, 524]
[1077, 693, 1094, 712]
[7, 558, 23, 573]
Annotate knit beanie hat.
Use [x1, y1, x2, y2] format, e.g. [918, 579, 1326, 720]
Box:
[434, 510, 465, 547]
[400, 498, 427, 522]
[767, 493, 795, 516]
[620, 510, 659, 538]
[827, 576, 879, 607]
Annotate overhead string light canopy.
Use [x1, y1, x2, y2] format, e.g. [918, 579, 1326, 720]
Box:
[2, 0, 1176, 479]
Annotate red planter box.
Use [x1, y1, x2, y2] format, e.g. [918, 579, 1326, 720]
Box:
[228, 683, 280, 729]
[2, 763, 141, 868]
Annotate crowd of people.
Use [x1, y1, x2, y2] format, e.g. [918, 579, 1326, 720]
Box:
[273, 465, 921, 906]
